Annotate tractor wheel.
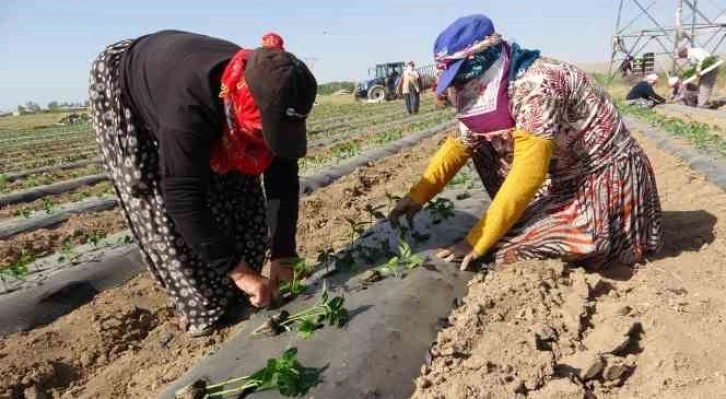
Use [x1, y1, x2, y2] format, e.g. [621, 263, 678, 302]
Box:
[367, 85, 386, 102]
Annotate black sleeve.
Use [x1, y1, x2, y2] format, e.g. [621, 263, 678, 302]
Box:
[644, 84, 666, 104]
[264, 157, 300, 260]
[158, 125, 239, 274]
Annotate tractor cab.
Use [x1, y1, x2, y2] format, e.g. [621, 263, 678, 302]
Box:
[356, 62, 406, 101]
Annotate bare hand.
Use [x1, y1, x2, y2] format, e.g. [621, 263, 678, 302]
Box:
[387, 196, 423, 228]
[228, 262, 273, 308]
[268, 258, 296, 287]
[436, 240, 478, 271]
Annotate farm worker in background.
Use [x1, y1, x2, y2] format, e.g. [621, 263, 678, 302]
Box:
[385, 68, 400, 100]
[677, 46, 720, 107]
[388, 14, 662, 270]
[625, 73, 666, 108]
[668, 76, 698, 106]
[398, 61, 423, 114]
[88, 31, 317, 336]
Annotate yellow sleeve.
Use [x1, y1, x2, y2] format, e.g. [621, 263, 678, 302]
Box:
[407, 137, 471, 205]
[465, 130, 553, 256]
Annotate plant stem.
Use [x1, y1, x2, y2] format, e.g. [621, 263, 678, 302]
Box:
[205, 374, 251, 390]
[205, 381, 257, 398]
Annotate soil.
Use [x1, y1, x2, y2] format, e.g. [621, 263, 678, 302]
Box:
[412, 130, 726, 399]
[2, 117, 726, 399]
[0, 164, 104, 195]
[0, 210, 127, 269]
[655, 105, 726, 139]
[0, 181, 114, 220]
[0, 132, 451, 398]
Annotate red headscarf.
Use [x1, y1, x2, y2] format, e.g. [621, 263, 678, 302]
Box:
[209, 33, 286, 175]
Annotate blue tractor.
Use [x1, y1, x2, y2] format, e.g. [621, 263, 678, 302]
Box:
[355, 62, 406, 102]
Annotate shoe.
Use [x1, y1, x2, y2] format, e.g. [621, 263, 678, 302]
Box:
[187, 323, 216, 338]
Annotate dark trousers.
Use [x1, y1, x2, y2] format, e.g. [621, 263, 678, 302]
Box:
[404, 92, 420, 114]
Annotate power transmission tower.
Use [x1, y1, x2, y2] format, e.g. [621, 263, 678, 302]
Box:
[608, 0, 726, 83]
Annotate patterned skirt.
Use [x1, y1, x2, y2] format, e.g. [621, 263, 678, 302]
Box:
[472, 135, 662, 269]
[88, 40, 269, 330]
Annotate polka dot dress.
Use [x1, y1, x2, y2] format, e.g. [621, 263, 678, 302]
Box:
[89, 39, 269, 331]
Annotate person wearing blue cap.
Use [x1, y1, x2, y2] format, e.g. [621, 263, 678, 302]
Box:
[389, 14, 662, 270]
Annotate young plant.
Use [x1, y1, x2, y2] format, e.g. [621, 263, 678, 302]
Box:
[363, 203, 386, 226]
[177, 347, 323, 399]
[342, 216, 369, 247]
[87, 230, 107, 246]
[316, 247, 335, 272]
[0, 251, 34, 281]
[278, 258, 315, 297]
[255, 283, 348, 339]
[426, 198, 456, 225]
[379, 236, 424, 278]
[42, 198, 56, 214]
[15, 207, 32, 219]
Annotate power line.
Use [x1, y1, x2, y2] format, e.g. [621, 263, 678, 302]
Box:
[607, 0, 726, 83]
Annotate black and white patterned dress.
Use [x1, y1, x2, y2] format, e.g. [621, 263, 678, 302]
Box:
[88, 40, 269, 331]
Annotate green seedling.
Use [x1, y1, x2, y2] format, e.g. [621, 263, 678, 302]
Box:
[426, 198, 456, 225]
[379, 237, 424, 278]
[363, 203, 386, 225]
[61, 238, 74, 254]
[0, 174, 8, 190]
[255, 283, 348, 339]
[87, 230, 107, 246]
[279, 258, 314, 297]
[316, 247, 335, 271]
[15, 207, 32, 219]
[331, 249, 357, 271]
[176, 347, 323, 398]
[42, 198, 56, 214]
[342, 216, 370, 248]
[0, 251, 34, 281]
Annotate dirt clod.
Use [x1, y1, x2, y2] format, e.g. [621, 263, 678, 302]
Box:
[602, 355, 632, 383]
[528, 378, 584, 399]
[174, 379, 208, 399]
[559, 350, 604, 381]
[582, 318, 638, 355]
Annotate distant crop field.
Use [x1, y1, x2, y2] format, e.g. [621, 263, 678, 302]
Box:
[0, 111, 88, 132]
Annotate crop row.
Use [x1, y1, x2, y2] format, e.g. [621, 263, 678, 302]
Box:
[0, 119, 454, 282]
[620, 102, 726, 157]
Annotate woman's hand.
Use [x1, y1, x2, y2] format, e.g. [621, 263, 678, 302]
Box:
[268, 258, 297, 287]
[228, 261, 273, 308]
[436, 240, 478, 271]
[387, 196, 423, 227]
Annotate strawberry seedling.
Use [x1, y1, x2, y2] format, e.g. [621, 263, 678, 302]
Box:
[255, 283, 348, 339]
[316, 247, 335, 272]
[426, 198, 455, 225]
[176, 347, 323, 398]
[15, 207, 32, 219]
[0, 251, 34, 281]
[379, 237, 424, 278]
[42, 198, 57, 214]
[279, 258, 314, 297]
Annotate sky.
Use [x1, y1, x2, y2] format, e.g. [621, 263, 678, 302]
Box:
[0, 0, 625, 111]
